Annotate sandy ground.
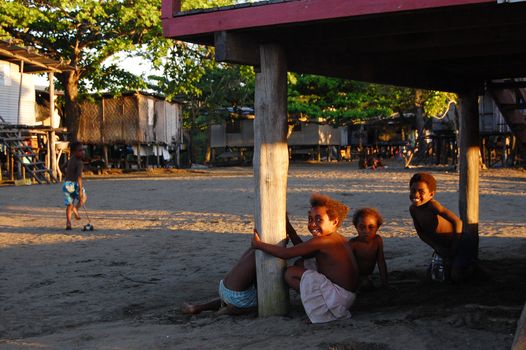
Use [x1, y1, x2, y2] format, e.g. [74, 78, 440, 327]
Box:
[0, 162, 525, 350]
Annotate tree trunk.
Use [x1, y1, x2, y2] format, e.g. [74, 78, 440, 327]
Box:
[58, 71, 81, 142]
[414, 89, 428, 164]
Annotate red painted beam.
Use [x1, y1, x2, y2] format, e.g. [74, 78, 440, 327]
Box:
[162, 0, 495, 39]
[161, 0, 180, 19]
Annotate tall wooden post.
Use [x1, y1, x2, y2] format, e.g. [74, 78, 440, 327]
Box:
[137, 143, 141, 169]
[254, 43, 289, 316]
[512, 302, 526, 350]
[458, 90, 480, 253]
[49, 72, 57, 179]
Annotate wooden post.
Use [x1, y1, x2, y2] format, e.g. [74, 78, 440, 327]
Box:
[458, 90, 480, 254]
[254, 43, 289, 316]
[137, 143, 141, 169]
[512, 302, 526, 350]
[49, 72, 57, 179]
[103, 145, 109, 168]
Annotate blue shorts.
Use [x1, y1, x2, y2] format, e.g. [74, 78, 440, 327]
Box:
[62, 181, 86, 206]
[218, 280, 257, 309]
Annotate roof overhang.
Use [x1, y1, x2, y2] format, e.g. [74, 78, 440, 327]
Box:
[162, 0, 526, 92]
[0, 40, 73, 73]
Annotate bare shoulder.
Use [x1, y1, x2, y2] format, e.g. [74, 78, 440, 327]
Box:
[429, 199, 445, 212]
[374, 235, 384, 247]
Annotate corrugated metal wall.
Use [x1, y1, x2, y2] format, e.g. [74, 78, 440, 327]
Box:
[0, 60, 36, 125]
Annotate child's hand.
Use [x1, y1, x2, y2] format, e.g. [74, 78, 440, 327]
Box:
[252, 229, 262, 249]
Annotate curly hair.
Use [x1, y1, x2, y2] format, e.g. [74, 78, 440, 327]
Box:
[309, 193, 349, 228]
[70, 141, 83, 152]
[409, 172, 437, 193]
[352, 208, 384, 228]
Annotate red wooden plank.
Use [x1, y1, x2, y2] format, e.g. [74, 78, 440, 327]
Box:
[161, 0, 180, 19]
[162, 0, 495, 38]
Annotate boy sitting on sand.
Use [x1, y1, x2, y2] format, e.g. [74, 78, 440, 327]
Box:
[252, 193, 359, 323]
[409, 172, 476, 282]
[63, 142, 87, 230]
[349, 208, 388, 290]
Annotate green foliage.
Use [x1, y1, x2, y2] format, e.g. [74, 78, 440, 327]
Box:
[288, 73, 456, 126]
[0, 0, 163, 93]
[181, 0, 255, 11]
[149, 42, 254, 130]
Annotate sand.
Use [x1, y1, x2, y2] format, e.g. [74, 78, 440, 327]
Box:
[0, 163, 525, 350]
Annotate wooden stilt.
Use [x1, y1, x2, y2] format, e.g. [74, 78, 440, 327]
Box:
[137, 143, 141, 169]
[512, 302, 526, 350]
[458, 90, 480, 254]
[254, 43, 289, 317]
[103, 145, 109, 168]
[49, 72, 57, 180]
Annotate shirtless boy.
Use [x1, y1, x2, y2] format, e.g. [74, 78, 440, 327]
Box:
[63, 142, 87, 230]
[349, 208, 388, 290]
[182, 248, 258, 315]
[409, 172, 475, 282]
[252, 193, 359, 323]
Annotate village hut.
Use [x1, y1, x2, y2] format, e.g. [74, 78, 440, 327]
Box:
[0, 40, 71, 183]
[210, 109, 347, 163]
[77, 91, 183, 168]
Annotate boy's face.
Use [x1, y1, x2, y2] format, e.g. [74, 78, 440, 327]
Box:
[409, 181, 434, 206]
[355, 215, 379, 239]
[74, 146, 85, 159]
[308, 206, 338, 237]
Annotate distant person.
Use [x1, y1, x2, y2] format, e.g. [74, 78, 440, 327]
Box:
[63, 142, 87, 230]
[182, 248, 258, 315]
[349, 208, 388, 291]
[252, 193, 359, 324]
[409, 173, 475, 282]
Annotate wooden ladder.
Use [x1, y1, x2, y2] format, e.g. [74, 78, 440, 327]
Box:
[0, 123, 58, 184]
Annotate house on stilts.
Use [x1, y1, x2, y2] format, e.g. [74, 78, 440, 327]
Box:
[162, 1, 526, 343]
[0, 40, 71, 184]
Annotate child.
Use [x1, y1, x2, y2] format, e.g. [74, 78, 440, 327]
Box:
[182, 248, 257, 315]
[252, 193, 359, 324]
[63, 142, 87, 230]
[349, 208, 388, 290]
[409, 172, 475, 282]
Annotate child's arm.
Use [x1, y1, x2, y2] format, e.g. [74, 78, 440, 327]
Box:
[410, 206, 449, 257]
[431, 200, 462, 235]
[286, 214, 303, 246]
[252, 229, 322, 259]
[77, 175, 84, 200]
[376, 236, 388, 287]
[431, 200, 463, 257]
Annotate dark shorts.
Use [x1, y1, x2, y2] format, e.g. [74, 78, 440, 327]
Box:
[452, 232, 478, 269]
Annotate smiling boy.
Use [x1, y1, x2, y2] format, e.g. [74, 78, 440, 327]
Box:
[349, 208, 388, 290]
[409, 172, 476, 282]
[252, 193, 358, 323]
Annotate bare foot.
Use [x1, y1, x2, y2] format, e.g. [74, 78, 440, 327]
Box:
[181, 302, 201, 315]
[73, 207, 81, 220]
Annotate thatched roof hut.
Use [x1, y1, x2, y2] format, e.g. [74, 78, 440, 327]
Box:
[78, 92, 182, 146]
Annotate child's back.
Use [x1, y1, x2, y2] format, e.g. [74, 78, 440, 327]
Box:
[313, 232, 358, 292]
